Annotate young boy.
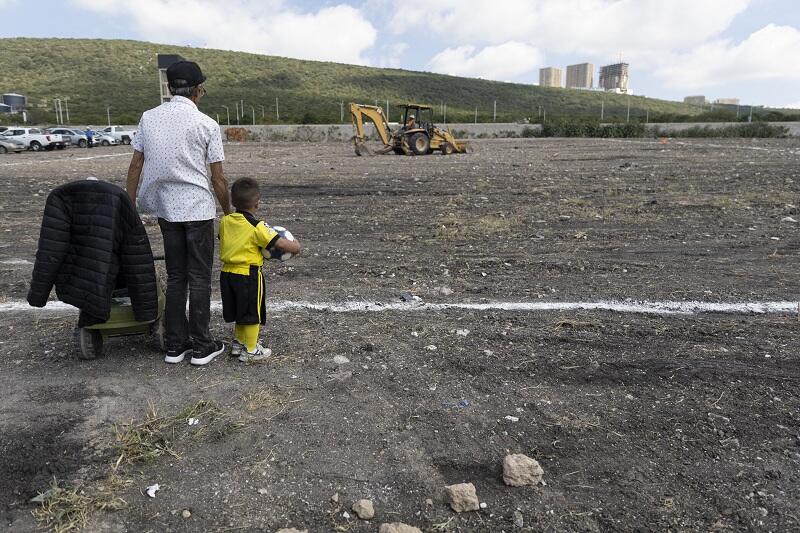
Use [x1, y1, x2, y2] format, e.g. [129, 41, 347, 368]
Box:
[219, 178, 301, 362]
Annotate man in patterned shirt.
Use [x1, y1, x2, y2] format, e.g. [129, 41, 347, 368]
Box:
[126, 60, 232, 366]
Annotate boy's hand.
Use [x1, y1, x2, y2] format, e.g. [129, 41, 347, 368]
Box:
[275, 237, 301, 255]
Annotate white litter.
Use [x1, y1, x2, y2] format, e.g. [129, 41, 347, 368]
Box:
[455, 329, 470, 337]
[504, 416, 520, 423]
[424, 345, 437, 351]
[146, 484, 160, 498]
[332, 355, 350, 365]
[781, 216, 797, 223]
[188, 418, 199, 426]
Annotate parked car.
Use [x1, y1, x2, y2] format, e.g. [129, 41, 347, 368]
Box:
[1, 127, 66, 151]
[100, 125, 136, 145]
[0, 126, 8, 133]
[48, 127, 89, 148]
[0, 137, 25, 154]
[91, 131, 119, 147]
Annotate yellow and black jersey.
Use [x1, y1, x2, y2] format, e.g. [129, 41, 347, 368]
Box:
[219, 211, 279, 275]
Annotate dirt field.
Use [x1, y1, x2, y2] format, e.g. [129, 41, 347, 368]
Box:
[1, 138, 799, 532]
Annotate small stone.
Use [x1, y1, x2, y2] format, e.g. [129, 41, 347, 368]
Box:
[479, 502, 487, 509]
[379, 523, 422, 533]
[333, 355, 350, 365]
[331, 492, 339, 503]
[181, 509, 191, 519]
[258, 488, 268, 495]
[438, 286, 454, 296]
[503, 454, 544, 487]
[424, 345, 437, 351]
[352, 499, 375, 520]
[455, 329, 470, 337]
[342, 511, 350, 519]
[513, 510, 524, 528]
[445, 482, 480, 512]
[425, 498, 433, 506]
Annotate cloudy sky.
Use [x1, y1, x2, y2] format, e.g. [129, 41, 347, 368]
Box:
[1, 0, 798, 107]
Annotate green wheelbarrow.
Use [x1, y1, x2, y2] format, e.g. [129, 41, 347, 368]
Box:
[74, 257, 166, 359]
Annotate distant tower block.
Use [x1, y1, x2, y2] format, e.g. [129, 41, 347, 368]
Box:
[599, 63, 629, 93]
[683, 95, 707, 105]
[715, 98, 740, 106]
[2, 93, 27, 112]
[157, 54, 185, 104]
[566, 63, 594, 89]
[539, 67, 562, 88]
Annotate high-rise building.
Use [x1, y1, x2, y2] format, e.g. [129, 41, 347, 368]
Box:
[599, 63, 629, 93]
[539, 67, 562, 88]
[157, 54, 185, 104]
[566, 63, 594, 89]
[684, 95, 706, 105]
[715, 98, 740, 105]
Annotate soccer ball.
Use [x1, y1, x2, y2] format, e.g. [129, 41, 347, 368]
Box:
[263, 225, 295, 261]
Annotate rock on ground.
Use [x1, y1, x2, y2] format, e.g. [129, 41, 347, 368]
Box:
[379, 523, 422, 533]
[445, 482, 480, 512]
[503, 454, 544, 487]
[352, 499, 375, 519]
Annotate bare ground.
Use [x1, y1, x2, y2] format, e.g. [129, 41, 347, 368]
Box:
[1, 138, 799, 532]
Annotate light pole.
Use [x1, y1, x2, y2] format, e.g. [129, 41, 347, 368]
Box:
[106, 106, 112, 126]
[275, 96, 279, 121]
[222, 105, 230, 125]
[65, 98, 70, 124]
[260, 105, 265, 120]
[251, 106, 255, 126]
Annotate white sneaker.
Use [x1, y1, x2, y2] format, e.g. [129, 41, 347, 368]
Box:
[231, 339, 245, 357]
[239, 344, 272, 363]
[190, 341, 226, 366]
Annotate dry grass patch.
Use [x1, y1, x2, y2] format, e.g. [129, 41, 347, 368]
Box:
[31, 475, 129, 533]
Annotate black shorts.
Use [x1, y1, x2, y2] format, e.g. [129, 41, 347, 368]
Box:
[220, 266, 266, 325]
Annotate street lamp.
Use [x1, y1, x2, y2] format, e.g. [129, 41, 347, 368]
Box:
[221, 105, 230, 125]
[106, 106, 112, 126]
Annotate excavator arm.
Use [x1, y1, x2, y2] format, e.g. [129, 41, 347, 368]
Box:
[349, 103, 394, 156]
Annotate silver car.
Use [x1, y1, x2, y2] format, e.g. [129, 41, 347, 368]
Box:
[0, 137, 25, 154]
[49, 128, 89, 148]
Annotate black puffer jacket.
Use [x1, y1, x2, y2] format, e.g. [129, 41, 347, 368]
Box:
[27, 180, 158, 327]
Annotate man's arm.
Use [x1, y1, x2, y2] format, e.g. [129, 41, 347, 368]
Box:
[126, 150, 144, 204]
[209, 161, 232, 215]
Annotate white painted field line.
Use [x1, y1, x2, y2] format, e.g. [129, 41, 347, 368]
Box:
[0, 152, 130, 167]
[2, 299, 798, 317]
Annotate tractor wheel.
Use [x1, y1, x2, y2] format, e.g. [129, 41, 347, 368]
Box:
[409, 133, 430, 156]
[441, 142, 455, 155]
[75, 327, 104, 360]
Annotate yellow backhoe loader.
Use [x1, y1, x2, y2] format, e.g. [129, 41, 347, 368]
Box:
[349, 102, 469, 156]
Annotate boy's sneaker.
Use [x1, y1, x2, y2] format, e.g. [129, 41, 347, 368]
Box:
[190, 341, 226, 366]
[230, 339, 245, 357]
[164, 345, 192, 364]
[239, 344, 272, 363]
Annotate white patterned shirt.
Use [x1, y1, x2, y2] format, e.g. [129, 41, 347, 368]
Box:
[132, 95, 224, 222]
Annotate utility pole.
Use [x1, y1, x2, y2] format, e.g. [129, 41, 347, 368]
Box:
[216, 113, 220, 124]
[493, 100, 497, 122]
[736, 104, 740, 119]
[65, 98, 70, 124]
[543, 108, 546, 122]
[626, 96, 630, 123]
[106, 106, 111, 126]
[53, 99, 60, 124]
[474, 106, 477, 124]
[275, 96, 280, 121]
[222, 105, 230, 125]
[748, 105, 753, 123]
[645, 109, 649, 124]
[340, 101, 344, 123]
[235, 102, 239, 122]
[443, 103, 447, 124]
[600, 101, 604, 121]
[251, 106, 255, 125]
[386, 99, 389, 119]
[260, 105, 265, 120]
[240, 99, 244, 119]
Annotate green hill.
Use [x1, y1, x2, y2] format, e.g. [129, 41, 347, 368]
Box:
[0, 37, 720, 126]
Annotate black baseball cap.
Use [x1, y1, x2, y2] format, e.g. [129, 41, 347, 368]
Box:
[167, 60, 206, 88]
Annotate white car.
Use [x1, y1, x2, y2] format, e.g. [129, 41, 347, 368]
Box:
[49, 128, 89, 148]
[1, 127, 66, 151]
[89, 131, 119, 147]
[100, 125, 136, 145]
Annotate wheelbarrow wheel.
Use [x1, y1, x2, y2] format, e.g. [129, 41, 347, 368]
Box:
[75, 327, 104, 360]
[151, 314, 166, 351]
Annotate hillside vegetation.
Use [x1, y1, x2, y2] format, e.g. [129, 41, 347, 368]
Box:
[0, 38, 782, 126]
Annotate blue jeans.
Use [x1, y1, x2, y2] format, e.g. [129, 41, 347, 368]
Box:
[158, 218, 215, 353]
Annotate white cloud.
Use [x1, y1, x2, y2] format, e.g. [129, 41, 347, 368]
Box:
[427, 42, 543, 80]
[655, 24, 800, 89]
[391, 0, 752, 62]
[785, 102, 800, 109]
[71, 0, 377, 65]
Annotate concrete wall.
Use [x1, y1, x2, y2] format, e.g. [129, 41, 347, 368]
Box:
[216, 121, 799, 142]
